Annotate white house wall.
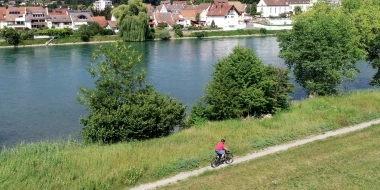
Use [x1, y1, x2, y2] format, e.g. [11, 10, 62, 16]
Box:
[206, 9, 240, 30]
[259, 6, 290, 17]
[200, 10, 207, 22]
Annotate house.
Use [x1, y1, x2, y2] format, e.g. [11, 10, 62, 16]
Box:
[106, 20, 118, 33]
[192, 3, 210, 23]
[228, 1, 247, 23]
[171, 13, 185, 27]
[68, 11, 93, 30]
[25, 8, 48, 29]
[179, 9, 198, 27]
[92, 16, 107, 28]
[5, 7, 26, 29]
[153, 12, 176, 28]
[46, 15, 72, 28]
[206, 0, 242, 30]
[93, 0, 113, 11]
[257, 0, 311, 18]
[0, 7, 6, 29]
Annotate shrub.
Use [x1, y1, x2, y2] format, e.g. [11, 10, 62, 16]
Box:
[175, 29, 183, 37]
[191, 31, 208, 38]
[158, 30, 171, 40]
[190, 45, 294, 120]
[187, 25, 198, 30]
[260, 28, 268, 34]
[78, 42, 186, 144]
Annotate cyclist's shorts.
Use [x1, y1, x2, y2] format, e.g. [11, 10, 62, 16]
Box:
[215, 150, 225, 156]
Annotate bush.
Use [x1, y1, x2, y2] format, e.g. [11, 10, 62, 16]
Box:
[0, 27, 21, 46]
[147, 28, 155, 39]
[158, 22, 168, 29]
[191, 31, 208, 38]
[187, 26, 198, 30]
[78, 42, 186, 144]
[190, 45, 294, 121]
[158, 30, 171, 40]
[260, 28, 268, 34]
[175, 29, 183, 37]
[99, 28, 114, 35]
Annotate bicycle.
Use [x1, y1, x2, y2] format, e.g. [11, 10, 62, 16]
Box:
[210, 150, 234, 168]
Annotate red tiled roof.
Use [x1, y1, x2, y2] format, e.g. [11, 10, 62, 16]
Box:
[263, 0, 287, 6]
[154, 12, 175, 26]
[179, 9, 197, 20]
[92, 16, 107, 27]
[107, 20, 117, 28]
[6, 7, 25, 22]
[228, 1, 246, 13]
[49, 8, 68, 15]
[172, 13, 184, 21]
[173, 1, 187, 4]
[0, 7, 6, 21]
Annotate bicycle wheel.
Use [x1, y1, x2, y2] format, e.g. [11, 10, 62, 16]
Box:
[224, 153, 234, 164]
[211, 156, 219, 168]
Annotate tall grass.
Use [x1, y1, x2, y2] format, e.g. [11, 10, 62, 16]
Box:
[1, 89, 380, 189]
[160, 123, 380, 189]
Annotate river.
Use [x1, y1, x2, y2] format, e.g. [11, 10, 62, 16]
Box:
[0, 36, 377, 148]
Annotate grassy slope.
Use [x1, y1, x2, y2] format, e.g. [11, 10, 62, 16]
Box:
[0, 90, 380, 190]
[159, 123, 380, 189]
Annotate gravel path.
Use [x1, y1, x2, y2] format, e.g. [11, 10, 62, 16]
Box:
[130, 119, 380, 190]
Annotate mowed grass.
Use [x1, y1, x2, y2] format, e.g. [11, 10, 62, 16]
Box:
[159, 123, 380, 190]
[1, 89, 380, 190]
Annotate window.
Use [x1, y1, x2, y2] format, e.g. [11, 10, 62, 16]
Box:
[78, 15, 87, 19]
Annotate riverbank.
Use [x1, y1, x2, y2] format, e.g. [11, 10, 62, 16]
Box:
[0, 31, 277, 49]
[1, 89, 380, 190]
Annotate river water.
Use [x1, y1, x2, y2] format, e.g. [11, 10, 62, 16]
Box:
[0, 36, 377, 148]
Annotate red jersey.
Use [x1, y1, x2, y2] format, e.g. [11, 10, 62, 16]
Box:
[215, 142, 225, 151]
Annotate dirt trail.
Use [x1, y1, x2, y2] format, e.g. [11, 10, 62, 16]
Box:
[130, 119, 380, 190]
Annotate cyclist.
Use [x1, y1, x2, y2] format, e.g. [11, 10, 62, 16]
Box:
[215, 139, 229, 162]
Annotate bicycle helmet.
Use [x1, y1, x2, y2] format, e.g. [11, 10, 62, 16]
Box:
[221, 139, 225, 142]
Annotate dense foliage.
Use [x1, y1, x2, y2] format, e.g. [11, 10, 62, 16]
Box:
[277, 2, 365, 96]
[343, 0, 380, 86]
[190, 46, 294, 122]
[78, 42, 186, 144]
[112, 0, 149, 42]
[158, 30, 171, 40]
[0, 27, 21, 46]
[33, 28, 73, 37]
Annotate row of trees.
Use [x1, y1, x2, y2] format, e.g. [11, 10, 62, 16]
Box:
[277, 0, 380, 96]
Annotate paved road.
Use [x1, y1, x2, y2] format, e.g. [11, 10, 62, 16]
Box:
[130, 119, 380, 190]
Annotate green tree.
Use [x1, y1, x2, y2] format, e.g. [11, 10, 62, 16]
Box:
[190, 46, 294, 121]
[346, 0, 380, 86]
[293, 6, 302, 15]
[195, 12, 200, 22]
[78, 42, 186, 144]
[112, 0, 149, 42]
[210, 20, 216, 28]
[0, 27, 21, 46]
[78, 24, 92, 42]
[277, 3, 365, 96]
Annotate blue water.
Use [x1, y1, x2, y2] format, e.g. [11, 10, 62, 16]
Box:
[0, 37, 377, 148]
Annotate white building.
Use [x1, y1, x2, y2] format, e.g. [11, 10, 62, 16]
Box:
[257, 0, 312, 18]
[93, 0, 113, 11]
[206, 0, 243, 30]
